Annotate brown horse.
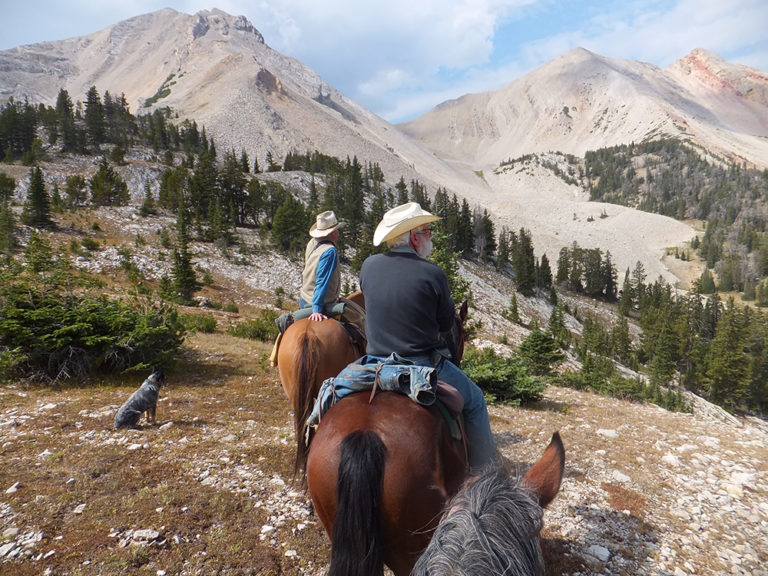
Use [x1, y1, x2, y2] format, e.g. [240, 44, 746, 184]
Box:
[276, 291, 365, 473]
[305, 302, 474, 576]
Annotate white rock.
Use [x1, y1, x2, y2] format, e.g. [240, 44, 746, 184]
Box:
[133, 529, 160, 541]
[73, 503, 86, 514]
[158, 422, 174, 431]
[724, 484, 744, 498]
[662, 453, 682, 467]
[597, 429, 618, 438]
[5, 482, 20, 494]
[612, 470, 631, 483]
[127, 443, 143, 451]
[0, 542, 15, 558]
[586, 544, 611, 562]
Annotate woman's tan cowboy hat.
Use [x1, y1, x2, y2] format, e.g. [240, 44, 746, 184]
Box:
[309, 210, 344, 238]
[373, 202, 440, 246]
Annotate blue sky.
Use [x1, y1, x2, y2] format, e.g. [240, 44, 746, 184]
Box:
[1, 1, 766, 123]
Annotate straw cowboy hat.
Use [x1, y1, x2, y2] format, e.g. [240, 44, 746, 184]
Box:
[373, 202, 441, 246]
[309, 210, 344, 238]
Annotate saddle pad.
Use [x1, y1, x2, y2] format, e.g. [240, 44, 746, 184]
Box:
[436, 382, 464, 415]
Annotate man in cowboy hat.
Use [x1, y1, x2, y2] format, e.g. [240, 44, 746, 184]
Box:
[359, 202, 497, 471]
[300, 210, 345, 321]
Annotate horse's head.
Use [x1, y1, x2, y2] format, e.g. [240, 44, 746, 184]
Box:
[439, 300, 468, 366]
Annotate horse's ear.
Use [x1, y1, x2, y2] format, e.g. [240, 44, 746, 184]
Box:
[459, 300, 468, 323]
[522, 431, 565, 509]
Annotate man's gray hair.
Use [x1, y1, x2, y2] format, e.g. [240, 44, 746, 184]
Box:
[387, 231, 411, 248]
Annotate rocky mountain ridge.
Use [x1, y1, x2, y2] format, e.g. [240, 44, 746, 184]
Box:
[400, 47, 768, 171]
[2, 8, 767, 289]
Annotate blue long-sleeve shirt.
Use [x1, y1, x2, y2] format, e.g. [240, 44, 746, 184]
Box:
[312, 246, 338, 313]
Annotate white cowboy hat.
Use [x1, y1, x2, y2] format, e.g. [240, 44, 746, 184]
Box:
[373, 202, 440, 246]
[309, 210, 344, 238]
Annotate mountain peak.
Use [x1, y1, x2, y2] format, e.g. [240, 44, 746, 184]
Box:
[189, 9, 264, 44]
[668, 47, 768, 106]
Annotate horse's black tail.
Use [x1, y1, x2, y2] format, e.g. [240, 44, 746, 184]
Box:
[329, 430, 387, 576]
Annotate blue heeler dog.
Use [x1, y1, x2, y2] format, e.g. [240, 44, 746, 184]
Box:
[114, 369, 165, 429]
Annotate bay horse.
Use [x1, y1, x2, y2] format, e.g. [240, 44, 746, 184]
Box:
[276, 291, 366, 474]
[305, 302, 477, 576]
[412, 433, 565, 576]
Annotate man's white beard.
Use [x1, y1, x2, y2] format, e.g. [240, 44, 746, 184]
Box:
[416, 237, 433, 259]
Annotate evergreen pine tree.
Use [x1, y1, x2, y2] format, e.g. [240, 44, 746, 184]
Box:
[90, 157, 129, 206]
[513, 228, 536, 296]
[21, 166, 53, 227]
[0, 175, 16, 260]
[395, 177, 409, 205]
[84, 85, 106, 148]
[518, 328, 564, 375]
[0, 172, 15, 204]
[271, 195, 308, 253]
[220, 149, 247, 226]
[505, 292, 521, 324]
[610, 313, 633, 365]
[618, 268, 633, 316]
[64, 175, 87, 207]
[428, 229, 472, 305]
[24, 229, 53, 273]
[171, 195, 198, 303]
[50, 183, 65, 212]
[556, 246, 570, 286]
[496, 226, 510, 271]
[697, 268, 717, 294]
[457, 199, 474, 257]
[647, 314, 678, 387]
[602, 250, 618, 301]
[706, 299, 750, 407]
[140, 179, 156, 216]
[55, 88, 77, 152]
[548, 302, 569, 348]
[537, 253, 554, 293]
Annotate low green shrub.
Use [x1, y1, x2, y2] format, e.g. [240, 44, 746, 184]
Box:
[0, 268, 186, 382]
[462, 346, 546, 405]
[226, 309, 279, 341]
[182, 313, 217, 334]
[553, 354, 692, 413]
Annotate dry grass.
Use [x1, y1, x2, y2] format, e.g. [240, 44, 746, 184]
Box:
[0, 332, 330, 576]
[601, 482, 647, 519]
[0, 326, 593, 576]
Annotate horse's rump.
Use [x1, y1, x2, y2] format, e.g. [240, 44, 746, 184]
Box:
[277, 317, 360, 474]
[307, 391, 467, 576]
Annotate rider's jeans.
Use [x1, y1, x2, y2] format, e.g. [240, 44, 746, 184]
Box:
[391, 353, 497, 472]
